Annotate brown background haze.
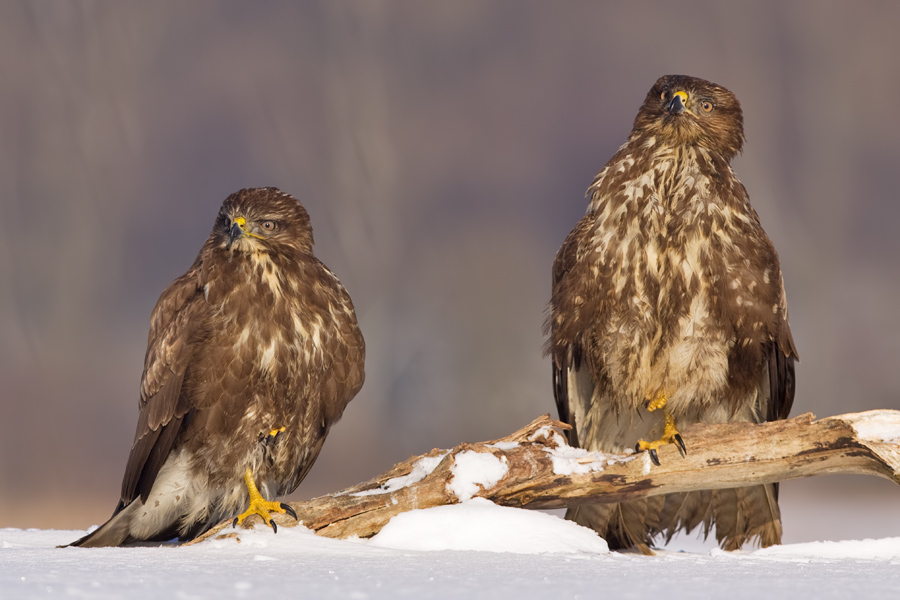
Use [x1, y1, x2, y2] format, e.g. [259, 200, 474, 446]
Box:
[2, 2, 899, 547]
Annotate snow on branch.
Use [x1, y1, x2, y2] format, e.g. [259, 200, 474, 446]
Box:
[187, 410, 900, 545]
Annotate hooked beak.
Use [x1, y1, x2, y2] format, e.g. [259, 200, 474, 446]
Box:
[667, 90, 693, 116]
[228, 216, 247, 246]
[667, 91, 687, 115]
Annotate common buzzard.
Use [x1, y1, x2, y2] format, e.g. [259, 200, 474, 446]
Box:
[546, 75, 797, 553]
[69, 187, 365, 547]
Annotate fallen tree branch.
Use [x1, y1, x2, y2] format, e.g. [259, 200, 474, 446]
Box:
[187, 409, 900, 545]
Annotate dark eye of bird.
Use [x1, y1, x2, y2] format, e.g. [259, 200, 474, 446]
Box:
[262, 221, 277, 231]
[701, 101, 714, 113]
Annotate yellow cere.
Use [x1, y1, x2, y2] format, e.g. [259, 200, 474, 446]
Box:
[232, 215, 265, 240]
[672, 90, 697, 117]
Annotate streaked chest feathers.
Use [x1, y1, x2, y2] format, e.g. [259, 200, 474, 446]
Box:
[584, 143, 764, 411]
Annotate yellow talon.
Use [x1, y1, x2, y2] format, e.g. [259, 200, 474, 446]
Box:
[636, 393, 687, 465]
[268, 426, 286, 437]
[661, 411, 680, 442]
[233, 468, 296, 532]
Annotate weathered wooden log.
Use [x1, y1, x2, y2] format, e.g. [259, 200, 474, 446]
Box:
[187, 409, 900, 545]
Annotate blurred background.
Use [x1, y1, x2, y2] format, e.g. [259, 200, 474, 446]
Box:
[2, 1, 899, 548]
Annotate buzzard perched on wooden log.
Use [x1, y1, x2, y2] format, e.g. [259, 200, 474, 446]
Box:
[546, 75, 797, 553]
[68, 187, 365, 547]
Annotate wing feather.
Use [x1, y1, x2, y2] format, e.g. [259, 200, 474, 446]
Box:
[318, 271, 366, 424]
[283, 265, 366, 494]
[768, 312, 797, 422]
[118, 265, 205, 507]
[547, 215, 597, 447]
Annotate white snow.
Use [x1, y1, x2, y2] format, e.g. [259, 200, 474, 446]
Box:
[351, 453, 448, 496]
[369, 497, 609, 554]
[753, 537, 900, 561]
[447, 450, 508, 502]
[4, 503, 900, 600]
[528, 424, 568, 446]
[529, 424, 640, 476]
[849, 410, 900, 444]
[546, 443, 636, 475]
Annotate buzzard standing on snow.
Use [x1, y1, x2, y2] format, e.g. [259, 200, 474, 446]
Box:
[69, 187, 365, 547]
[546, 75, 797, 553]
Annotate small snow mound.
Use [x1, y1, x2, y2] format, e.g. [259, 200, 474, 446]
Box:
[546, 444, 636, 476]
[448, 450, 508, 502]
[351, 453, 448, 497]
[849, 411, 900, 444]
[753, 537, 900, 561]
[205, 521, 317, 550]
[528, 425, 568, 446]
[547, 445, 605, 475]
[369, 498, 609, 554]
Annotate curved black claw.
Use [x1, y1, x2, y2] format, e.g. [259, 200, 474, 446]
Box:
[674, 433, 687, 457]
[648, 448, 661, 466]
[281, 502, 298, 522]
[232, 517, 239, 528]
[271, 521, 278, 534]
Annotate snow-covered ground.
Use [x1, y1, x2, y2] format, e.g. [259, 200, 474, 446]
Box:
[3, 498, 900, 600]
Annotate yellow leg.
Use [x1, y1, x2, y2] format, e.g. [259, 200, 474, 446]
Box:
[635, 392, 687, 466]
[232, 467, 298, 533]
[647, 391, 668, 412]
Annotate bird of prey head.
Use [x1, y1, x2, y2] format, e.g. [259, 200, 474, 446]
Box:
[213, 187, 315, 255]
[631, 74, 746, 160]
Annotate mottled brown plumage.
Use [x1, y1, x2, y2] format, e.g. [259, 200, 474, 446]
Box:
[546, 75, 797, 552]
[69, 187, 365, 547]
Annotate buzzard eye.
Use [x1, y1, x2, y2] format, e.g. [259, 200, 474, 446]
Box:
[660, 91, 667, 101]
[262, 221, 277, 231]
[701, 101, 714, 113]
